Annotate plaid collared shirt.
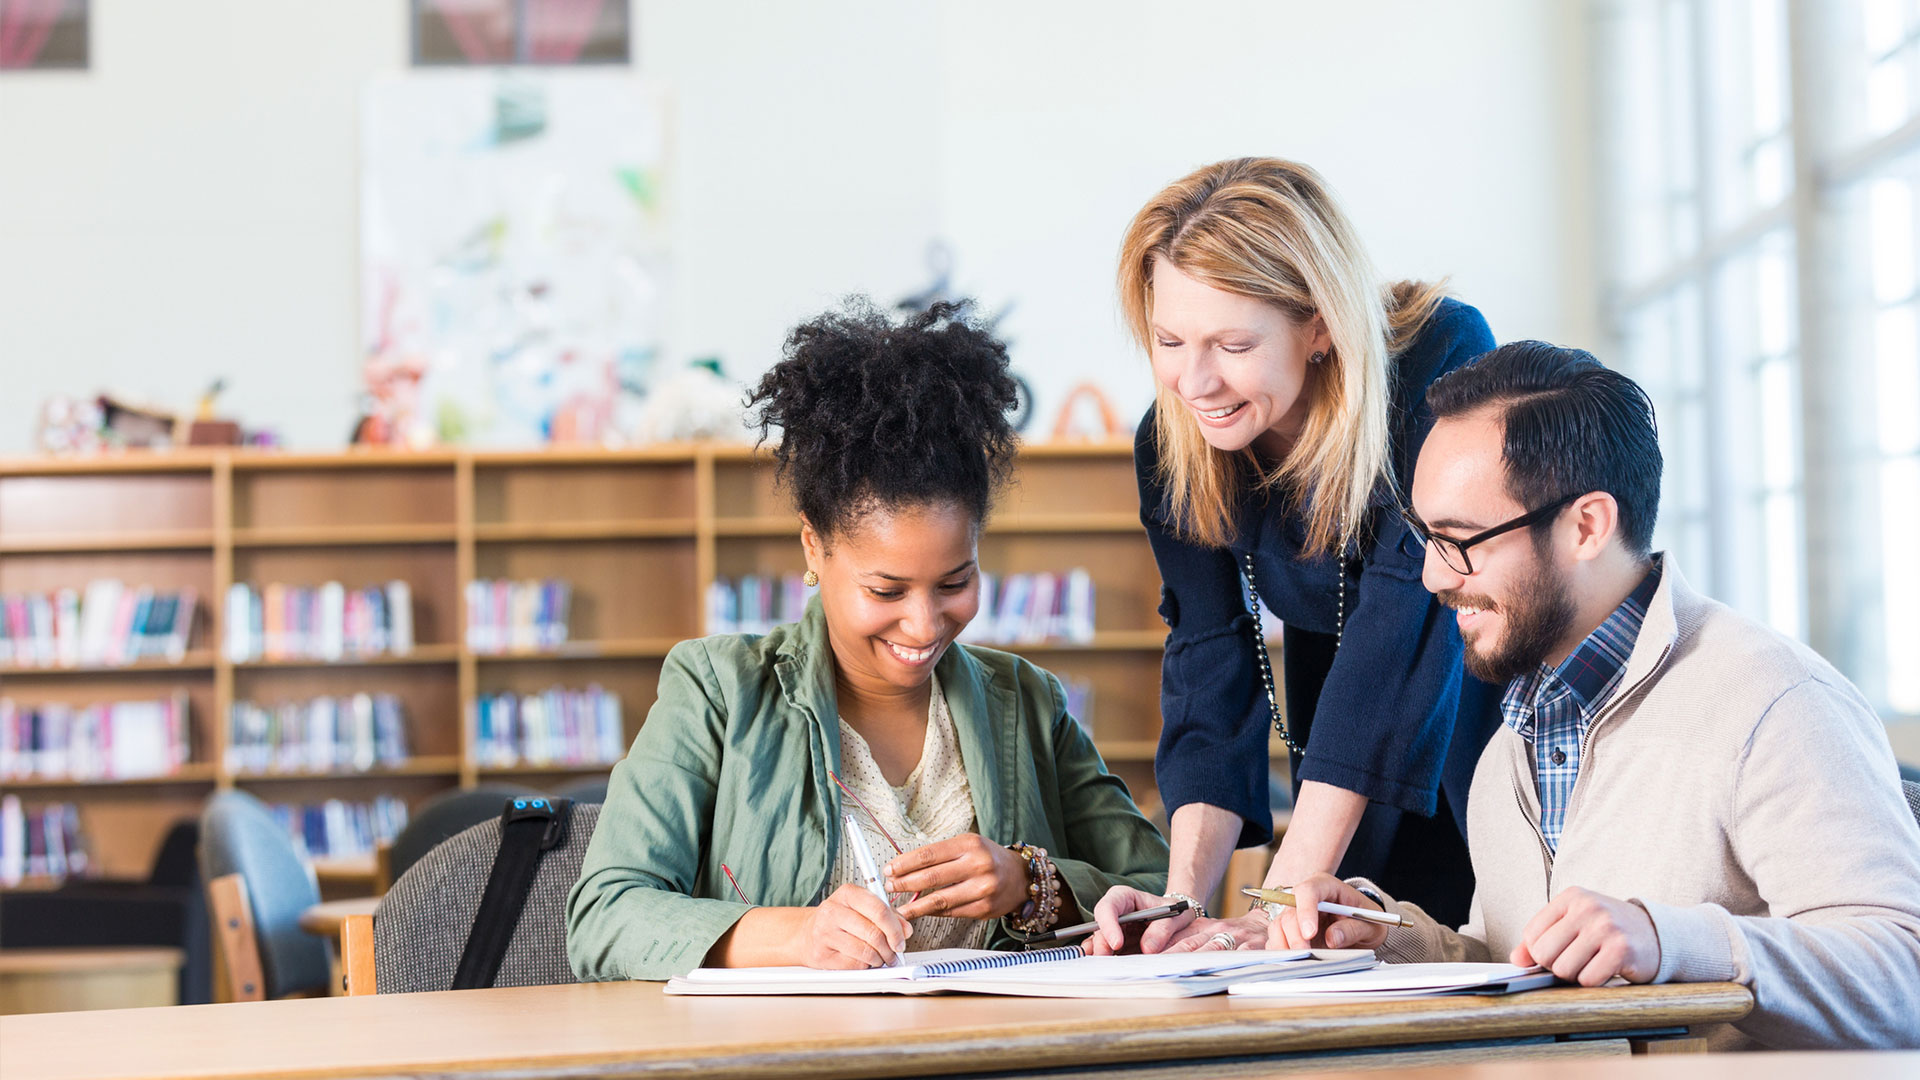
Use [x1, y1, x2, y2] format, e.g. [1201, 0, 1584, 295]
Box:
[1499, 565, 1662, 854]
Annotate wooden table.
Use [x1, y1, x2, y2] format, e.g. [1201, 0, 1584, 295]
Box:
[296, 895, 379, 939]
[0, 979, 1751, 1080]
[1306, 1052, 1920, 1080]
[0, 948, 182, 1016]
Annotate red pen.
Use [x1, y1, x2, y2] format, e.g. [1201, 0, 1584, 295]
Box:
[721, 863, 751, 905]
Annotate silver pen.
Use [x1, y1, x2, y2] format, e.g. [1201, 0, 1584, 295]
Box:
[842, 811, 901, 966]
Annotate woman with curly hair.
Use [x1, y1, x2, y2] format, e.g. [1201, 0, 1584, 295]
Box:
[566, 300, 1168, 979]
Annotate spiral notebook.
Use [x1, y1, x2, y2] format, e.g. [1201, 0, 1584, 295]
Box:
[663, 947, 1378, 998]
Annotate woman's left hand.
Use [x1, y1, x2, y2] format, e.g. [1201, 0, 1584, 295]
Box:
[1158, 911, 1269, 952]
[886, 834, 1030, 920]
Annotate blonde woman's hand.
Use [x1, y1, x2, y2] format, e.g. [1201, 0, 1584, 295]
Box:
[1264, 873, 1390, 951]
[1158, 912, 1268, 952]
[1087, 885, 1195, 954]
[800, 883, 910, 969]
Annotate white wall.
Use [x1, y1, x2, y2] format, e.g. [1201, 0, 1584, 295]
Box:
[0, 0, 1594, 451]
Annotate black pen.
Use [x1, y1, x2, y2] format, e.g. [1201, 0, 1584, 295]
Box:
[1020, 900, 1191, 944]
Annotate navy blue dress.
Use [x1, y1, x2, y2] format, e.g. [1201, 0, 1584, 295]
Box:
[1140, 298, 1502, 925]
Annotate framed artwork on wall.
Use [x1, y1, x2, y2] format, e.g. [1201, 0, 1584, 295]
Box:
[0, 0, 87, 71]
[412, 0, 629, 67]
[360, 72, 668, 447]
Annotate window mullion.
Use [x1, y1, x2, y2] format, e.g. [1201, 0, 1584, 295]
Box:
[1787, 0, 1889, 703]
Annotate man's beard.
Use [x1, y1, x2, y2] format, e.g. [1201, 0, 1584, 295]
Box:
[1441, 555, 1578, 685]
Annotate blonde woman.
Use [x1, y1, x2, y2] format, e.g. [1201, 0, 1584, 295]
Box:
[1091, 158, 1501, 953]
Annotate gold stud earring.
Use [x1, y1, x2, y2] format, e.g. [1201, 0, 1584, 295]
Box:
[802, 569, 819, 587]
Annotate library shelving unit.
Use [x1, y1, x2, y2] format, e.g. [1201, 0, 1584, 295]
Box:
[0, 441, 1193, 878]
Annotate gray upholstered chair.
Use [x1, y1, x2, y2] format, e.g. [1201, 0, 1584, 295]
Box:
[383, 783, 545, 888]
[370, 801, 600, 993]
[198, 790, 330, 1000]
[553, 776, 610, 804]
[1903, 780, 1920, 831]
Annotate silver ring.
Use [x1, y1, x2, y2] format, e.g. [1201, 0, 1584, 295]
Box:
[1208, 931, 1236, 950]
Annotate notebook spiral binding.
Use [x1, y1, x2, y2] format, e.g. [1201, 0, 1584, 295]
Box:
[918, 944, 1085, 977]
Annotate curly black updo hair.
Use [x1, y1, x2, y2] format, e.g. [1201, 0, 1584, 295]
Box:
[746, 298, 1021, 541]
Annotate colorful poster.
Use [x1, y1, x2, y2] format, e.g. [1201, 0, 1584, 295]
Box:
[360, 72, 667, 445]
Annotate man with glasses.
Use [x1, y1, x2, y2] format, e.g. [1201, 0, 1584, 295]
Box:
[1269, 341, 1920, 1049]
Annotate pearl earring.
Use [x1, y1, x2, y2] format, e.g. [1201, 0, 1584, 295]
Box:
[803, 569, 819, 587]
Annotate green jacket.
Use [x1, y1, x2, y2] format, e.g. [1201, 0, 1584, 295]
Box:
[566, 599, 1170, 981]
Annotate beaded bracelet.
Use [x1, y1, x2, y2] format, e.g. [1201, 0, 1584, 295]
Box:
[1005, 841, 1063, 934]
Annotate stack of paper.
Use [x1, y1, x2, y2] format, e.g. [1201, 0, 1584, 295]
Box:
[1227, 962, 1558, 1000]
[665, 947, 1378, 998]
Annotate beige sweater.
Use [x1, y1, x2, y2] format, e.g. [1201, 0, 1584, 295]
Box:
[1365, 556, 1920, 1050]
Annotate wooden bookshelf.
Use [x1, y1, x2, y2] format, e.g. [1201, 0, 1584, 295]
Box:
[0, 442, 1175, 873]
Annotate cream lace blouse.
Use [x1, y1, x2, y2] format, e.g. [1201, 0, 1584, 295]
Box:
[831, 676, 992, 952]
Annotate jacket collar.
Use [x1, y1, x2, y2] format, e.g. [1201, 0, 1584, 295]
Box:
[1615, 552, 1687, 697]
[771, 596, 1016, 845]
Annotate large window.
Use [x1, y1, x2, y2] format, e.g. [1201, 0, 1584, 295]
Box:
[1599, 0, 1918, 717]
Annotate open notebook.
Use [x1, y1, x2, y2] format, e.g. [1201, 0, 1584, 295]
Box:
[664, 946, 1378, 998]
[1226, 962, 1559, 1000]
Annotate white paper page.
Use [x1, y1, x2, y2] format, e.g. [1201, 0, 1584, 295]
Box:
[939, 949, 1312, 983]
[677, 949, 1002, 984]
[1228, 962, 1542, 996]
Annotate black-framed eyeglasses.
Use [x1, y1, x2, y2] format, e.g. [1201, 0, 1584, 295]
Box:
[1399, 492, 1583, 576]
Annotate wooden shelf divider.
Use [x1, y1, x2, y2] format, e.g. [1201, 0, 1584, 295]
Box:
[0, 530, 216, 554]
[230, 644, 461, 670]
[0, 651, 219, 678]
[230, 524, 458, 547]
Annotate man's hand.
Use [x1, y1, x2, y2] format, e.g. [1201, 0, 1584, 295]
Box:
[1263, 872, 1391, 951]
[1511, 887, 1661, 986]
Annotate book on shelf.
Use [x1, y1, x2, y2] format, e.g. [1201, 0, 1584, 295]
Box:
[0, 692, 192, 781]
[0, 583, 196, 668]
[705, 573, 809, 635]
[465, 579, 571, 654]
[470, 684, 624, 768]
[226, 692, 410, 775]
[957, 569, 1096, 646]
[225, 580, 415, 662]
[1062, 676, 1094, 735]
[0, 796, 91, 886]
[266, 795, 409, 860]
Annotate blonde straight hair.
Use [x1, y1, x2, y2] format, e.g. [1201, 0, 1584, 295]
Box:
[1118, 157, 1446, 555]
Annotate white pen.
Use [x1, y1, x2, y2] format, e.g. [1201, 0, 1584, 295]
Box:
[842, 811, 901, 966]
[1242, 887, 1416, 928]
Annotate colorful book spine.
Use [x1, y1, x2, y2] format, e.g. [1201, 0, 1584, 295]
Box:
[0, 583, 198, 669]
[225, 692, 410, 775]
[469, 684, 623, 767]
[465, 579, 572, 655]
[264, 795, 409, 860]
[704, 573, 811, 635]
[223, 581, 417, 662]
[0, 693, 192, 780]
[954, 570, 1099, 646]
[0, 797, 90, 886]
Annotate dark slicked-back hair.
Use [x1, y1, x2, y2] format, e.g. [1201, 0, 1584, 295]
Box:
[746, 297, 1021, 541]
[1425, 341, 1662, 557]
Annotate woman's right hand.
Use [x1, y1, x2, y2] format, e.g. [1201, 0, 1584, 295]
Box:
[800, 883, 911, 969]
[1265, 873, 1391, 951]
[1087, 885, 1198, 954]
